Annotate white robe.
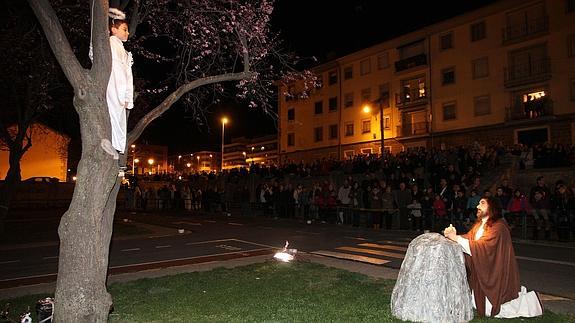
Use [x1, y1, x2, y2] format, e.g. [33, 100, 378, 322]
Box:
[456, 219, 543, 318]
[107, 35, 134, 153]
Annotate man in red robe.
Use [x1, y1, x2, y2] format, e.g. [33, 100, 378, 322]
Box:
[444, 196, 542, 318]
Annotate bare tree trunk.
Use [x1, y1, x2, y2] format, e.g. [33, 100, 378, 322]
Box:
[0, 149, 23, 235]
[53, 98, 119, 322]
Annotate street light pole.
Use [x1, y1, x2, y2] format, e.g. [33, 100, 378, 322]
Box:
[131, 144, 136, 175]
[221, 117, 228, 172]
[379, 99, 385, 159]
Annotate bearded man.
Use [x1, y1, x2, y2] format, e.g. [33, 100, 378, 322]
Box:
[444, 196, 543, 318]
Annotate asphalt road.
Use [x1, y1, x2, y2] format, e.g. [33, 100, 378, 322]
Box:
[1, 211, 574, 301]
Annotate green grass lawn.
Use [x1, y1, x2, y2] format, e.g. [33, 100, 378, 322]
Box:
[2, 261, 573, 322]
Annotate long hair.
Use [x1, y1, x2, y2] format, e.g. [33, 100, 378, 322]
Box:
[484, 196, 503, 227]
[473, 196, 503, 228]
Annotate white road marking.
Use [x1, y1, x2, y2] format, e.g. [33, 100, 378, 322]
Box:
[516, 256, 575, 267]
[337, 246, 404, 259]
[358, 243, 408, 252]
[344, 236, 367, 240]
[204, 220, 216, 223]
[185, 238, 239, 246]
[147, 234, 172, 239]
[311, 251, 390, 265]
[228, 222, 243, 226]
[108, 247, 273, 269]
[121, 248, 141, 252]
[0, 260, 20, 265]
[155, 245, 171, 249]
[378, 240, 410, 246]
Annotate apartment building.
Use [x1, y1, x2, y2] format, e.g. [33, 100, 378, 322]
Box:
[222, 135, 278, 169]
[278, 0, 575, 163]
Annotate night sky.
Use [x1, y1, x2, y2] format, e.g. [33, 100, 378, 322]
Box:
[137, 0, 498, 154]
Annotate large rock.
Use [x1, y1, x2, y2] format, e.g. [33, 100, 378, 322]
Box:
[391, 233, 474, 323]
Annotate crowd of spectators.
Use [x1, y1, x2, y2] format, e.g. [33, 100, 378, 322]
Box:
[123, 142, 575, 241]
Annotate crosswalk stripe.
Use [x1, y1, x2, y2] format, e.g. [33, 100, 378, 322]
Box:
[312, 251, 390, 265]
[378, 240, 410, 246]
[358, 243, 408, 252]
[337, 246, 405, 259]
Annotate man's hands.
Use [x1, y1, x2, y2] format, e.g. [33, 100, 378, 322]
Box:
[444, 223, 457, 241]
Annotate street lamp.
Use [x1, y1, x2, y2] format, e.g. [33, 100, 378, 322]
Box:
[148, 158, 154, 174]
[196, 155, 200, 171]
[131, 144, 136, 175]
[221, 117, 228, 172]
[363, 97, 385, 158]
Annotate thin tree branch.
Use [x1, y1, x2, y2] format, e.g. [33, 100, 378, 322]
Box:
[27, 0, 87, 93]
[127, 71, 253, 144]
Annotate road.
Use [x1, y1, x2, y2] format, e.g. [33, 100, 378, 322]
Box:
[1, 212, 574, 301]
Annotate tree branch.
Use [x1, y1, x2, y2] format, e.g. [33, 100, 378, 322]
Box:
[27, 0, 87, 92]
[89, 0, 113, 90]
[127, 71, 253, 144]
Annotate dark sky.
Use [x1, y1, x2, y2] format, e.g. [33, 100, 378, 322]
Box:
[139, 0, 498, 154]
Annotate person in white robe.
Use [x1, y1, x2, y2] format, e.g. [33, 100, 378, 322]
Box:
[107, 12, 134, 154]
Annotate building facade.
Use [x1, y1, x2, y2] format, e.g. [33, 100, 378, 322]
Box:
[278, 0, 575, 163]
[127, 143, 168, 175]
[223, 135, 278, 169]
[0, 123, 70, 181]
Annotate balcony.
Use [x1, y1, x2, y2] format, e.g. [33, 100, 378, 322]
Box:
[504, 58, 551, 88]
[395, 87, 428, 108]
[502, 15, 548, 44]
[394, 54, 427, 73]
[396, 121, 429, 138]
[505, 98, 554, 122]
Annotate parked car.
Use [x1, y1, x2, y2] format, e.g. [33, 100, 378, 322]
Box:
[23, 177, 60, 183]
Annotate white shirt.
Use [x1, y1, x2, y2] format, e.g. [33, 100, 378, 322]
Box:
[107, 36, 134, 153]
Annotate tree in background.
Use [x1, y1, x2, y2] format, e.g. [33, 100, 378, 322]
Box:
[0, 1, 63, 234]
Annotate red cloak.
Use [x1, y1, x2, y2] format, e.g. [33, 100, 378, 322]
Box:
[463, 219, 520, 317]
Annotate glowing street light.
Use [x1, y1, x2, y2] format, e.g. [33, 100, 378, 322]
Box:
[148, 158, 154, 174]
[221, 117, 228, 172]
[363, 97, 386, 158]
[131, 144, 137, 175]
